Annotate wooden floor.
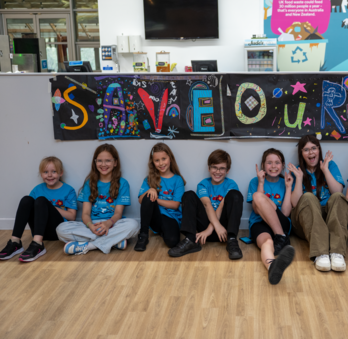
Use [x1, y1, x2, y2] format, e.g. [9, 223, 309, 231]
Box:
[1, 230, 348, 339]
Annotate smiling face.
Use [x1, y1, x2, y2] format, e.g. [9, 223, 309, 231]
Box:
[41, 162, 63, 189]
[262, 154, 284, 179]
[301, 141, 319, 171]
[209, 162, 229, 185]
[95, 151, 117, 180]
[152, 151, 171, 176]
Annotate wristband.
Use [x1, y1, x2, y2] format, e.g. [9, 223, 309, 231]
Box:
[86, 221, 93, 228]
[109, 217, 115, 225]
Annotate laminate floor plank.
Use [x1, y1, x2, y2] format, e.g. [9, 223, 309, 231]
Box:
[0, 230, 348, 338]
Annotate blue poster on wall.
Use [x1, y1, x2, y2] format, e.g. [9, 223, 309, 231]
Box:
[264, 0, 348, 71]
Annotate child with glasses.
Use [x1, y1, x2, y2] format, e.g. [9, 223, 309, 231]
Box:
[288, 134, 347, 272]
[56, 144, 139, 255]
[247, 148, 295, 285]
[168, 149, 243, 259]
[0, 156, 77, 262]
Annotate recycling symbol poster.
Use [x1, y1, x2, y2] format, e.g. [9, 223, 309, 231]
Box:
[264, 0, 348, 71]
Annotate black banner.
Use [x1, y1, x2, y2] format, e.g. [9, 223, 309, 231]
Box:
[50, 73, 348, 141]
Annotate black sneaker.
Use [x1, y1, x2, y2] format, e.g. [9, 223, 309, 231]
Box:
[168, 238, 202, 257]
[0, 240, 24, 260]
[273, 234, 290, 256]
[226, 238, 243, 260]
[268, 245, 295, 285]
[18, 241, 46, 262]
[134, 233, 149, 251]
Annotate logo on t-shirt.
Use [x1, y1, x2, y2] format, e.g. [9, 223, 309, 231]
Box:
[159, 188, 174, 200]
[50, 199, 66, 210]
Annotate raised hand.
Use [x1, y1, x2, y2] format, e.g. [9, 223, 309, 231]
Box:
[287, 163, 303, 180]
[284, 171, 294, 189]
[256, 164, 265, 184]
[320, 150, 333, 173]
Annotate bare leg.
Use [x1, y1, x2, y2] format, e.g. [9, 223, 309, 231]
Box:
[252, 192, 284, 235]
[256, 232, 275, 269]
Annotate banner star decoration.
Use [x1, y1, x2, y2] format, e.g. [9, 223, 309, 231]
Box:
[291, 82, 307, 95]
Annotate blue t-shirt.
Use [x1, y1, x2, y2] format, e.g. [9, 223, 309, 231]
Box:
[29, 182, 77, 221]
[139, 174, 185, 227]
[247, 177, 291, 234]
[78, 178, 131, 220]
[292, 160, 344, 206]
[197, 177, 239, 211]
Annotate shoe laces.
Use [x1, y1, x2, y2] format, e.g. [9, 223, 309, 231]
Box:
[330, 253, 344, 260]
[74, 244, 89, 255]
[227, 238, 239, 250]
[178, 238, 191, 248]
[314, 254, 329, 263]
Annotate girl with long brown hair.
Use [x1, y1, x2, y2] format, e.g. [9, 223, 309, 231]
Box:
[247, 148, 295, 285]
[134, 142, 185, 251]
[57, 144, 139, 255]
[288, 134, 348, 272]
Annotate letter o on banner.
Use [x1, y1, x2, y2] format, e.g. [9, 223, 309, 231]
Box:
[235, 83, 267, 124]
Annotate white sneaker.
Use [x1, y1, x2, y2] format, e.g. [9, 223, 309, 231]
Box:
[314, 254, 331, 271]
[330, 253, 346, 272]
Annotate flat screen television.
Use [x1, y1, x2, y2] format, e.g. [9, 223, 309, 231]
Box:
[143, 0, 219, 40]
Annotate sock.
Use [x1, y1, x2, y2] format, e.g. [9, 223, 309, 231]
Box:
[184, 232, 196, 243]
[87, 243, 97, 251]
[228, 233, 236, 240]
[11, 239, 20, 244]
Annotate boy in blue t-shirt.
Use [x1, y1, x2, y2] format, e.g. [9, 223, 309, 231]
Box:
[168, 150, 243, 259]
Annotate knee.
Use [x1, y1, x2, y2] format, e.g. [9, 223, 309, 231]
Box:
[182, 191, 196, 203]
[252, 191, 264, 205]
[225, 190, 243, 203]
[328, 192, 344, 202]
[56, 222, 68, 238]
[19, 195, 34, 207]
[34, 196, 50, 207]
[128, 219, 140, 233]
[141, 194, 155, 206]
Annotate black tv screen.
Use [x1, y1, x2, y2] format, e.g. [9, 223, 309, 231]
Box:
[144, 0, 219, 40]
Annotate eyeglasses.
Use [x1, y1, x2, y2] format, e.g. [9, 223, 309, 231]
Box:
[302, 146, 318, 153]
[210, 165, 227, 173]
[95, 159, 114, 165]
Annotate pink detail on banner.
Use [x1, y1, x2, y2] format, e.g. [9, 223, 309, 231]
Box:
[271, 1, 331, 35]
[206, 118, 212, 123]
[272, 117, 277, 126]
[204, 100, 211, 104]
[341, 115, 347, 121]
[103, 105, 126, 111]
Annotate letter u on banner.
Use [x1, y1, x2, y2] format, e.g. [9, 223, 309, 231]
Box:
[235, 83, 267, 124]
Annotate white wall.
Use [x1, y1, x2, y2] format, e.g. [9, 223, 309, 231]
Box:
[1, 74, 348, 230]
[99, 0, 264, 73]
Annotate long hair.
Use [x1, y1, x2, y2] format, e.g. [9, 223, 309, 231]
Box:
[39, 156, 63, 176]
[297, 134, 324, 198]
[147, 143, 186, 191]
[260, 148, 285, 178]
[82, 144, 121, 202]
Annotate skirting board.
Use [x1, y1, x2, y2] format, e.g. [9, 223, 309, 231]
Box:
[0, 218, 250, 230]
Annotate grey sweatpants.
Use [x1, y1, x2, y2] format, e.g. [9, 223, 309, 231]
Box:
[56, 218, 139, 254]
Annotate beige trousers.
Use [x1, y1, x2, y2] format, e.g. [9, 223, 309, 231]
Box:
[291, 192, 348, 260]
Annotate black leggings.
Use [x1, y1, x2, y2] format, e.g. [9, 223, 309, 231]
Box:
[140, 195, 180, 248]
[180, 190, 243, 241]
[12, 196, 64, 240]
